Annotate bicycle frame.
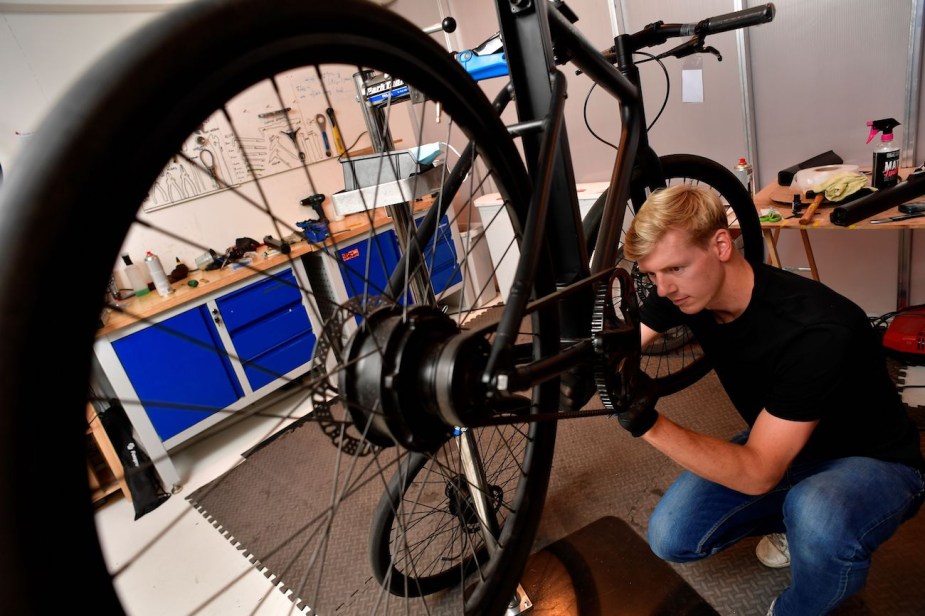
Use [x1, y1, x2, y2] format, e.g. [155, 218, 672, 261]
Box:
[446, 0, 650, 408]
[373, 0, 644, 426]
[498, 0, 641, 329]
[380, 1, 773, 428]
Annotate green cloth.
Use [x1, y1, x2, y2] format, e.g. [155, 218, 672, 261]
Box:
[813, 172, 871, 202]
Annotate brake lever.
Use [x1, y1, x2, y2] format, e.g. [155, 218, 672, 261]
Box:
[655, 36, 723, 62]
[702, 45, 723, 61]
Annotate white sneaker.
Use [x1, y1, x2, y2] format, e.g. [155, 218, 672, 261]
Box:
[766, 598, 777, 615]
[756, 533, 790, 568]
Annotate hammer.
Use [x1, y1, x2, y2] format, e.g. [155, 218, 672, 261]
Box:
[800, 172, 870, 225]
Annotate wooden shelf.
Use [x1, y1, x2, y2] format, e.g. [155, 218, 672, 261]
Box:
[87, 403, 131, 507]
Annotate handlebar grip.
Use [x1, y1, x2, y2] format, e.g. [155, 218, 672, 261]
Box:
[700, 3, 775, 35]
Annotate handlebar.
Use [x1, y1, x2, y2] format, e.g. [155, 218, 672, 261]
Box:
[699, 4, 775, 36]
[609, 3, 775, 60]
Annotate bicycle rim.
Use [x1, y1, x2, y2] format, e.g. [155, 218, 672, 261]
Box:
[597, 153, 763, 396]
[0, 1, 557, 614]
[369, 423, 535, 597]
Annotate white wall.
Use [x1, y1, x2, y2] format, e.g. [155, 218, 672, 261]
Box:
[442, 0, 925, 316]
[748, 0, 921, 316]
[2, 0, 923, 315]
[0, 0, 411, 284]
[0, 2, 185, 170]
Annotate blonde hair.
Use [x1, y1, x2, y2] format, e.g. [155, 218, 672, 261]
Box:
[623, 184, 728, 262]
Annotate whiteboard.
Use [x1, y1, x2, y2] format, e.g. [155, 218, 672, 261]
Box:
[143, 64, 367, 212]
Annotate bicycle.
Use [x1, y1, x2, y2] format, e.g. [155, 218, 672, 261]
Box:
[0, 0, 773, 614]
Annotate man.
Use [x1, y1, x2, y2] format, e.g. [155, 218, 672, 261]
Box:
[617, 184, 925, 615]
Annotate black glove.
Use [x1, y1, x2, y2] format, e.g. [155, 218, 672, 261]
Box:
[616, 373, 659, 437]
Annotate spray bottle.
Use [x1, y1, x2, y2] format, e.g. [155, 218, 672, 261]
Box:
[144, 251, 173, 297]
[866, 118, 901, 189]
[734, 157, 754, 198]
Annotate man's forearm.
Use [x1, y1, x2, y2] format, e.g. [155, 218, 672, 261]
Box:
[641, 415, 780, 495]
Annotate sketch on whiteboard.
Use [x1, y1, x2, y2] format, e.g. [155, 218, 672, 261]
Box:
[142, 65, 362, 213]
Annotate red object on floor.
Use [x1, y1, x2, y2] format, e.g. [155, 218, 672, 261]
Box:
[884, 308, 925, 362]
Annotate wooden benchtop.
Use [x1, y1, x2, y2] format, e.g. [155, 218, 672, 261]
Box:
[754, 167, 925, 230]
[97, 197, 434, 338]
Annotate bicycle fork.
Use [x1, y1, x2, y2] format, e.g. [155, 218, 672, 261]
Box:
[454, 427, 534, 614]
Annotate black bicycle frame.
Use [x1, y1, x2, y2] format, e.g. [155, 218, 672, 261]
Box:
[478, 1, 650, 379]
[382, 0, 666, 402]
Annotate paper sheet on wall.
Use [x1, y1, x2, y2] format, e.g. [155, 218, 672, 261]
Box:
[682, 55, 704, 104]
[682, 69, 704, 103]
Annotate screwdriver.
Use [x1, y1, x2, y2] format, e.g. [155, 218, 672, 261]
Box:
[869, 212, 925, 224]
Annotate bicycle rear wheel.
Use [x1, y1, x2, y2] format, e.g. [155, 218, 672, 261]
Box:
[586, 153, 763, 396]
[0, 1, 557, 614]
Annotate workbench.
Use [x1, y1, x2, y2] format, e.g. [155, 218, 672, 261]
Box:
[92, 197, 467, 492]
[753, 170, 925, 310]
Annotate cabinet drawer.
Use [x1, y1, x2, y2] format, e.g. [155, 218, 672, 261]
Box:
[243, 331, 316, 391]
[423, 216, 462, 294]
[228, 305, 313, 361]
[216, 268, 302, 333]
[407, 214, 462, 298]
[111, 306, 243, 441]
[338, 232, 399, 299]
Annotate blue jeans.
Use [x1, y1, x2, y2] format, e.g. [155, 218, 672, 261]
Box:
[647, 441, 925, 615]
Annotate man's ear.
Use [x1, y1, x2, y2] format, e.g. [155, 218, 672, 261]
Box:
[712, 228, 734, 262]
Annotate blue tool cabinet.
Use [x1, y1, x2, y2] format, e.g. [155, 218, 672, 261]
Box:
[110, 305, 243, 442]
[335, 214, 462, 307]
[93, 262, 320, 488]
[215, 268, 316, 391]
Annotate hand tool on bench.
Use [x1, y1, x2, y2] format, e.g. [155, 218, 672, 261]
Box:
[326, 107, 346, 156]
[800, 172, 871, 225]
[770, 164, 859, 208]
[315, 113, 332, 157]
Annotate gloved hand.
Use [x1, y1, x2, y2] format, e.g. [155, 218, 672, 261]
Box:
[616, 373, 659, 437]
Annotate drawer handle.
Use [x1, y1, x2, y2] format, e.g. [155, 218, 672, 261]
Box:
[212, 308, 222, 324]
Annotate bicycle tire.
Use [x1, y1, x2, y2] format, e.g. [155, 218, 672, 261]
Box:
[369, 422, 535, 597]
[0, 1, 558, 615]
[586, 153, 763, 396]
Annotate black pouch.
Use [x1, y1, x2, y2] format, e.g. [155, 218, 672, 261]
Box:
[96, 400, 171, 520]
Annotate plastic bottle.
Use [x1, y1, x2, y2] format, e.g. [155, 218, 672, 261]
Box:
[735, 157, 754, 198]
[866, 118, 901, 189]
[145, 251, 172, 297]
[106, 274, 121, 301]
[122, 254, 150, 297]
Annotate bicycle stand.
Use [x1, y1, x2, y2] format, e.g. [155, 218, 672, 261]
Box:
[506, 584, 534, 615]
[517, 517, 717, 615]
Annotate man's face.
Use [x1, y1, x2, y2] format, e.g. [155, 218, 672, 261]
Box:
[636, 228, 724, 315]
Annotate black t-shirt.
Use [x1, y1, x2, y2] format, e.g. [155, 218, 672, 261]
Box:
[642, 262, 924, 470]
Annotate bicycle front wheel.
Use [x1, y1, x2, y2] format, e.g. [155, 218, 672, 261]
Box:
[0, 1, 558, 615]
[369, 423, 535, 597]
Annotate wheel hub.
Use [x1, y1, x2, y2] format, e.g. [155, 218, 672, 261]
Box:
[339, 305, 461, 452]
[445, 474, 503, 534]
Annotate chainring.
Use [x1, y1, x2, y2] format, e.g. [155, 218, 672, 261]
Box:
[591, 268, 640, 410]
